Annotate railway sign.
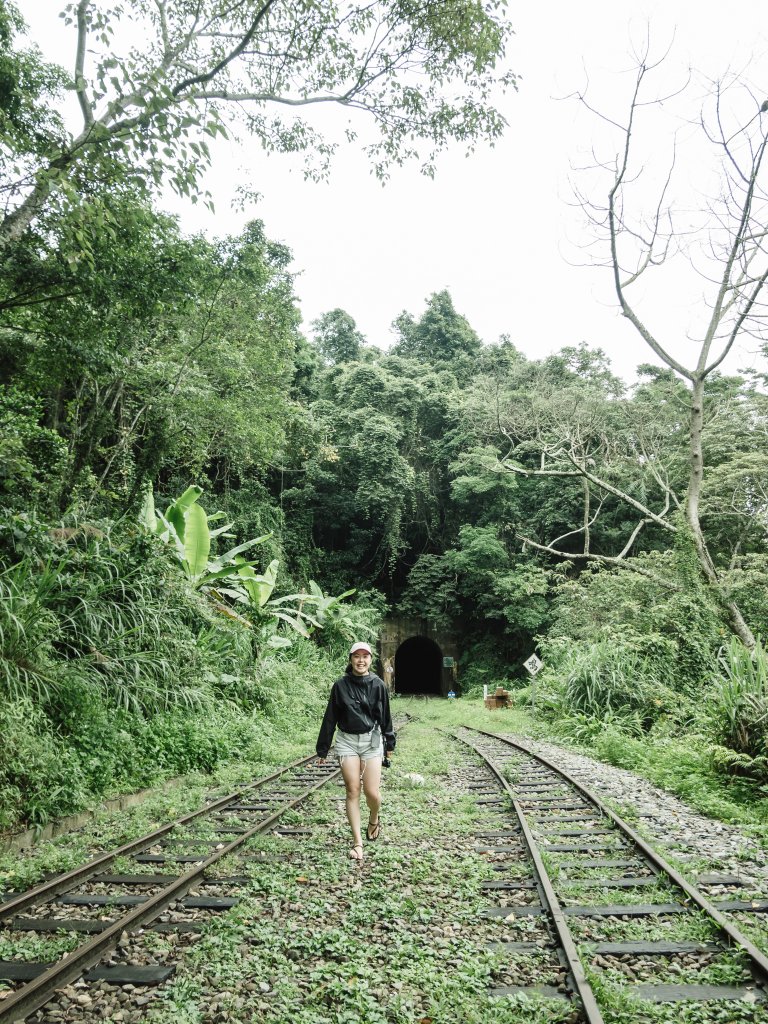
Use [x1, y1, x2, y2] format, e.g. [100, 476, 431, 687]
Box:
[524, 653, 543, 676]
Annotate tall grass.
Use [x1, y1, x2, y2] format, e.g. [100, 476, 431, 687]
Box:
[0, 559, 64, 705]
[0, 534, 247, 716]
[706, 637, 768, 782]
[536, 638, 681, 735]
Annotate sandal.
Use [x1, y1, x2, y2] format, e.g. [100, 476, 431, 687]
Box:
[349, 844, 364, 861]
[366, 818, 381, 841]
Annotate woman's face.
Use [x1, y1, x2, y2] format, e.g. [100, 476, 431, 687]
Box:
[351, 650, 372, 676]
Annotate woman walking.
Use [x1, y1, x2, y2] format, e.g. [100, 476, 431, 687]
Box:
[316, 642, 396, 861]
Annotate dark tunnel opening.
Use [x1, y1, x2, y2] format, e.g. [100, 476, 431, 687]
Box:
[394, 636, 443, 695]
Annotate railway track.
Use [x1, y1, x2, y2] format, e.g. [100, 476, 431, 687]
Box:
[0, 754, 341, 1023]
[459, 725, 768, 1020]
[4, 718, 766, 1022]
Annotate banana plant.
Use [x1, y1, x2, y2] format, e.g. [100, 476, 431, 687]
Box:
[297, 579, 357, 627]
[139, 485, 268, 587]
[141, 486, 356, 647]
[229, 560, 355, 642]
[230, 558, 320, 638]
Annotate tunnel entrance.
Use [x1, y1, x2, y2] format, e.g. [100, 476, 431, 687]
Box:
[394, 635, 443, 695]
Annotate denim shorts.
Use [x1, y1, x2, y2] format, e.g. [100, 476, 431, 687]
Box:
[334, 727, 383, 761]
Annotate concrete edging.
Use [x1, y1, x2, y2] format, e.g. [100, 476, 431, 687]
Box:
[1, 776, 186, 855]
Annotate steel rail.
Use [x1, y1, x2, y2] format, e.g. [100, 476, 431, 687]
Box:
[0, 760, 340, 1024]
[459, 732, 606, 1023]
[0, 753, 317, 922]
[466, 726, 768, 988]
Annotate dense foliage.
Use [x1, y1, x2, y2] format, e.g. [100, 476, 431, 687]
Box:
[2, 5, 768, 831]
[0, 510, 378, 830]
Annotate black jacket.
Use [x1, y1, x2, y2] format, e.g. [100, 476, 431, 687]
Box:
[316, 672, 396, 759]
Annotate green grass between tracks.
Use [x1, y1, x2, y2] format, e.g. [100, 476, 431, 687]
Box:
[144, 709, 578, 1024]
[2, 700, 768, 1022]
[4, 693, 767, 894]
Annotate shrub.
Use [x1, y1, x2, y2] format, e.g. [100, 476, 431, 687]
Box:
[545, 549, 726, 694]
[722, 554, 768, 644]
[0, 699, 89, 830]
[0, 388, 68, 513]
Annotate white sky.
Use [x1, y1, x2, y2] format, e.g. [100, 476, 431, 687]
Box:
[21, 1, 768, 381]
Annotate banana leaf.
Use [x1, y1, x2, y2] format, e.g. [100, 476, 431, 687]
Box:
[165, 485, 203, 541]
[139, 488, 157, 532]
[183, 502, 211, 579]
[155, 512, 185, 558]
[271, 610, 311, 637]
[173, 484, 204, 511]
[237, 558, 279, 608]
[208, 521, 236, 540]
[198, 559, 259, 586]
[269, 592, 311, 606]
[210, 585, 250, 604]
[218, 533, 272, 562]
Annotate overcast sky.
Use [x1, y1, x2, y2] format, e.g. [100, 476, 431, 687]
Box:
[22, 1, 768, 381]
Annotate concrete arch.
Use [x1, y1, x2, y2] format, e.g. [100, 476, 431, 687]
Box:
[394, 635, 443, 696]
[379, 616, 459, 697]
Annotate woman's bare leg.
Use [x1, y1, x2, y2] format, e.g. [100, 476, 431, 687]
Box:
[361, 757, 382, 833]
[340, 756, 364, 856]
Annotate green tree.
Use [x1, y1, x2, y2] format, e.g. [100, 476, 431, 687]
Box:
[279, 349, 465, 591]
[0, 199, 300, 511]
[143, 220, 301, 492]
[0, 190, 204, 507]
[393, 289, 482, 369]
[311, 309, 366, 366]
[2, 1, 515, 245]
[0, 2, 67, 182]
[465, 338, 768, 656]
[0, 387, 67, 512]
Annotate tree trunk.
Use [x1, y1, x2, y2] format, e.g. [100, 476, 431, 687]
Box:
[0, 175, 56, 248]
[686, 376, 756, 648]
[582, 477, 590, 555]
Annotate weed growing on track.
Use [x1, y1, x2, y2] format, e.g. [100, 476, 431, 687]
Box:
[402, 698, 768, 831]
[728, 912, 768, 956]
[431, 694, 768, 844]
[602, 949, 751, 986]
[0, 931, 79, 963]
[571, 913, 719, 945]
[588, 967, 768, 1024]
[145, 712, 577, 1024]
[4, 700, 768, 1021]
[557, 881, 681, 906]
[6, 657, 766, 894]
[0, 725, 319, 894]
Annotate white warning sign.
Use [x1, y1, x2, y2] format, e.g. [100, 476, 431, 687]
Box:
[523, 653, 543, 676]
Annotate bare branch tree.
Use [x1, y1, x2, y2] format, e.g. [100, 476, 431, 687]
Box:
[513, 47, 768, 647]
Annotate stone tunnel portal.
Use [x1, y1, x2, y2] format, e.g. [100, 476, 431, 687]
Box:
[394, 635, 443, 696]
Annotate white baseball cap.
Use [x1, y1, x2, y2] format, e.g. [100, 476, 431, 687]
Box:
[349, 642, 372, 655]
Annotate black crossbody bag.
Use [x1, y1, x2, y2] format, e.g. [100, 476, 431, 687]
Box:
[365, 675, 391, 768]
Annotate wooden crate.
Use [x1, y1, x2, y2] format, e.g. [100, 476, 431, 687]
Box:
[484, 692, 511, 710]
